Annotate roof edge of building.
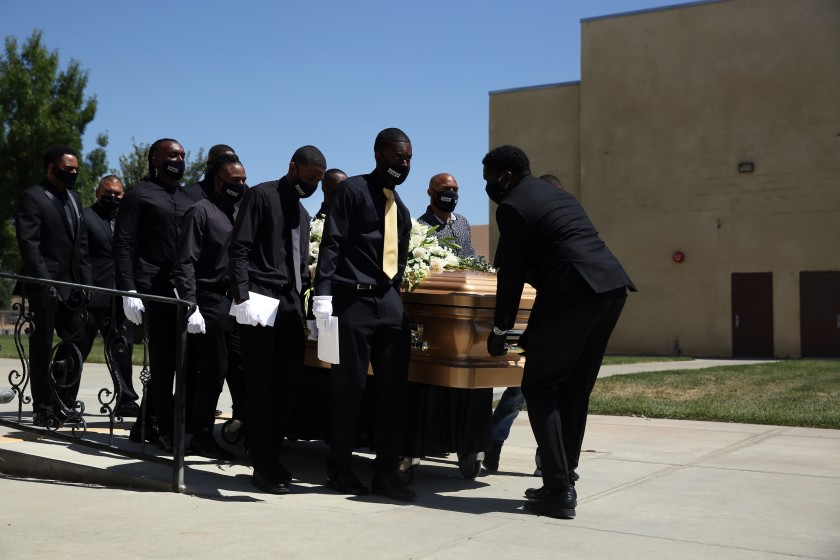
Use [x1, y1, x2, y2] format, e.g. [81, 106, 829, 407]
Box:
[489, 81, 580, 96]
[581, 0, 724, 24]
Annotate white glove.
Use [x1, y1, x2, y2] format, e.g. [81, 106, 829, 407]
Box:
[232, 300, 259, 326]
[123, 290, 144, 325]
[306, 319, 318, 341]
[312, 295, 333, 332]
[187, 307, 206, 334]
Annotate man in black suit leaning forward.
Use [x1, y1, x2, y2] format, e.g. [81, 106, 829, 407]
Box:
[15, 144, 93, 426]
[484, 145, 635, 519]
[81, 175, 140, 417]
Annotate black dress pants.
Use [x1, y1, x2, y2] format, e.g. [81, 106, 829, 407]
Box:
[521, 289, 627, 490]
[239, 291, 304, 478]
[328, 286, 410, 476]
[27, 289, 87, 414]
[144, 291, 181, 433]
[187, 291, 244, 433]
[81, 301, 138, 406]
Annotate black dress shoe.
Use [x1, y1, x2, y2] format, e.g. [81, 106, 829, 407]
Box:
[483, 441, 503, 473]
[129, 418, 162, 445]
[525, 485, 577, 503]
[523, 487, 576, 519]
[157, 431, 174, 453]
[325, 470, 370, 496]
[252, 471, 290, 495]
[371, 475, 416, 502]
[188, 431, 234, 461]
[115, 402, 140, 417]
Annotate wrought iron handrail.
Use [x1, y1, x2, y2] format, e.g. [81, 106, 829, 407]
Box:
[0, 271, 194, 492]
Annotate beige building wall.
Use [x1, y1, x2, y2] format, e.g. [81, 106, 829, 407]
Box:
[489, 0, 840, 357]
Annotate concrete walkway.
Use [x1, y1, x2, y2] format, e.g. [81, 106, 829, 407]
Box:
[0, 358, 838, 559]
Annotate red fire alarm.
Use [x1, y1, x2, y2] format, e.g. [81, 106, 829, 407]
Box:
[672, 251, 685, 263]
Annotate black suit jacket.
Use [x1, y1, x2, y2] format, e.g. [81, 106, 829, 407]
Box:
[83, 203, 117, 308]
[494, 175, 635, 329]
[15, 181, 92, 299]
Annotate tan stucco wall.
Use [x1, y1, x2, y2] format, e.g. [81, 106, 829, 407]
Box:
[488, 83, 581, 259]
[489, 0, 840, 357]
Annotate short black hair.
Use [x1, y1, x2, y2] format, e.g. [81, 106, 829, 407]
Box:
[482, 145, 531, 176]
[374, 128, 410, 152]
[291, 145, 327, 169]
[324, 168, 347, 181]
[206, 153, 242, 185]
[207, 144, 235, 162]
[539, 174, 562, 188]
[147, 137, 179, 177]
[43, 145, 78, 169]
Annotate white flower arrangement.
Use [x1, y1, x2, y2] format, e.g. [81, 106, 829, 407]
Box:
[308, 216, 494, 293]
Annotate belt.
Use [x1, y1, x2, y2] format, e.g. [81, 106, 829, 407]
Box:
[197, 283, 230, 296]
[337, 282, 390, 294]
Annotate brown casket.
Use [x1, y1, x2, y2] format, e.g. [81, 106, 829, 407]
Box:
[303, 269, 536, 388]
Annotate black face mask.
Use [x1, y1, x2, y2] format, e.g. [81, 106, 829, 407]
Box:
[53, 166, 78, 189]
[221, 181, 246, 202]
[291, 171, 318, 199]
[160, 159, 186, 181]
[485, 174, 510, 204]
[434, 189, 458, 212]
[98, 194, 121, 214]
[378, 160, 410, 187]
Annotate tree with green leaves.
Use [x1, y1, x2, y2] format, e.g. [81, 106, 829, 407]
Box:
[0, 30, 107, 304]
[115, 138, 206, 189]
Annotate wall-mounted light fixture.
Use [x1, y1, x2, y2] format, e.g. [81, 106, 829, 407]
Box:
[738, 162, 755, 173]
[672, 251, 685, 263]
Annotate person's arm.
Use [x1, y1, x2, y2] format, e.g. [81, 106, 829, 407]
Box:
[113, 187, 140, 291]
[15, 190, 50, 279]
[74, 193, 93, 286]
[459, 215, 476, 257]
[313, 183, 352, 296]
[228, 187, 261, 303]
[299, 205, 312, 300]
[493, 203, 529, 330]
[173, 205, 205, 304]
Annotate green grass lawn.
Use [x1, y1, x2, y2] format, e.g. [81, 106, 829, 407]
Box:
[0, 333, 145, 365]
[589, 359, 840, 429]
[601, 355, 691, 365]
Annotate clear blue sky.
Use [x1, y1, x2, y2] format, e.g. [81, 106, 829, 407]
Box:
[1, 0, 689, 224]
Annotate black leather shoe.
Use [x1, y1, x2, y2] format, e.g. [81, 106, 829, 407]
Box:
[129, 419, 161, 445]
[371, 475, 417, 502]
[483, 441, 503, 473]
[157, 431, 174, 453]
[325, 470, 370, 496]
[115, 402, 140, 417]
[252, 471, 290, 495]
[525, 485, 577, 503]
[523, 487, 576, 519]
[188, 431, 234, 461]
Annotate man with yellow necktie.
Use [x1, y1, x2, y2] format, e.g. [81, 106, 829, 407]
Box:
[312, 128, 415, 501]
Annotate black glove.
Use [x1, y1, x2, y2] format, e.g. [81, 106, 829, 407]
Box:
[487, 328, 508, 357]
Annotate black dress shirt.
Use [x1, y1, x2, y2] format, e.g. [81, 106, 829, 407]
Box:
[417, 206, 476, 258]
[494, 175, 635, 330]
[314, 172, 411, 296]
[113, 178, 196, 292]
[228, 178, 310, 302]
[173, 193, 239, 303]
[83, 202, 118, 308]
[184, 179, 213, 203]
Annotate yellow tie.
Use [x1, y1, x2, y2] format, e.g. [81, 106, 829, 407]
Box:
[382, 188, 398, 278]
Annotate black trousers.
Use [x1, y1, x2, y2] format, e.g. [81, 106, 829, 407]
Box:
[144, 289, 184, 433]
[328, 285, 410, 476]
[186, 291, 245, 433]
[81, 301, 138, 406]
[27, 289, 87, 413]
[521, 289, 627, 490]
[239, 291, 304, 478]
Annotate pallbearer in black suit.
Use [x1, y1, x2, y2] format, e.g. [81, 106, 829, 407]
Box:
[15, 145, 93, 426]
[183, 144, 237, 203]
[174, 154, 247, 461]
[114, 138, 196, 451]
[80, 175, 139, 417]
[229, 146, 325, 494]
[312, 128, 415, 501]
[314, 168, 347, 219]
[483, 145, 635, 519]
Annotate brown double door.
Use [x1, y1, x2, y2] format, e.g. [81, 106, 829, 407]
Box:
[800, 271, 840, 357]
[731, 272, 774, 358]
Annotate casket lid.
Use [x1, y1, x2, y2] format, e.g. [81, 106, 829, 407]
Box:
[402, 270, 535, 310]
